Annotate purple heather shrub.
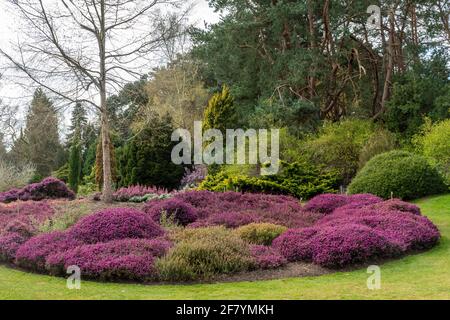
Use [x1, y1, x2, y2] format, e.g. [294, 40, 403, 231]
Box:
[143, 199, 198, 226]
[46, 238, 172, 280]
[4, 218, 36, 238]
[0, 189, 20, 203]
[272, 227, 318, 262]
[317, 210, 439, 252]
[113, 185, 168, 202]
[303, 194, 349, 215]
[250, 245, 287, 269]
[347, 194, 383, 206]
[208, 211, 259, 229]
[0, 201, 55, 234]
[0, 232, 28, 262]
[173, 191, 312, 228]
[69, 208, 164, 244]
[311, 224, 396, 268]
[367, 199, 421, 216]
[15, 231, 83, 271]
[0, 178, 75, 203]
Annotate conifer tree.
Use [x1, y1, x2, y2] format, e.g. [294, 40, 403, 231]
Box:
[23, 89, 61, 177]
[202, 85, 236, 133]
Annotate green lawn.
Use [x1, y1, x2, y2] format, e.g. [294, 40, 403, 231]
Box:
[1, 194, 449, 300]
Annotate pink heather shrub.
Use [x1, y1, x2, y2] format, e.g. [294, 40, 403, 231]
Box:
[208, 211, 259, 229]
[0, 178, 75, 203]
[46, 238, 172, 281]
[15, 231, 83, 271]
[303, 194, 349, 215]
[272, 228, 318, 262]
[367, 199, 421, 216]
[311, 224, 396, 268]
[144, 199, 198, 226]
[0, 201, 55, 235]
[69, 208, 164, 244]
[173, 191, 314, 228]
[113, 185, 168, 202]
[317, 210, 439, 252]
[0, 232, 28, 262]
[250, 245, 287, 269]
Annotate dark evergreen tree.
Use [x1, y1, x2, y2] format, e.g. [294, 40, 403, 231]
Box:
[118, 114, 185, 190]
[67, 103, 88, 192]
[22, 89, 61, 177]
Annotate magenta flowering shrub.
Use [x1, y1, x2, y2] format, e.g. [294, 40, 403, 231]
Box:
[113, 185, 168, 202]
[15, 231, 83, 271]
[69, 208, 164, 244]
[272, 228, 318, 262]
[46, 238, 172, 280]
[0, 202, 55, 235]
[208, 211, 259, 229]
[0, 232, 28, 262]
[272, 194, 440, 268]
[317, 210, 439, 252]
[250, 245, 287, 269]
[173, 191, 315, 228]
[310, 224, 396, 268]
[367, 199, 421, 216]
[302, 194, 349, 215]
[0, 178, 75, 203]
[144, 199, 198, 226]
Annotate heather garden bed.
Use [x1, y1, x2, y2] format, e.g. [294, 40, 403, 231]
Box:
[0, 179, 441, 285]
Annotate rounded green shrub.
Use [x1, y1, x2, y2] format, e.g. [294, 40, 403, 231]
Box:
[155, 227, 253, 281]
[348, 151, 447, 200]
[235, 223, 287, 245]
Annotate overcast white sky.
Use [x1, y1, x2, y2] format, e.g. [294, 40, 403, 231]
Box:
[0, 0, 221, 138]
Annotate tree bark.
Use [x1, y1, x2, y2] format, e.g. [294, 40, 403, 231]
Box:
[99, 0, 113, 203]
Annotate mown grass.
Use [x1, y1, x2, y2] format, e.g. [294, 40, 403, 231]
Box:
[0, 194, 449, 300]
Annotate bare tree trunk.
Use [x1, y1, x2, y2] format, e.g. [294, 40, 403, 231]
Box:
[99, 0, 113, 203]
[377, 9, 395, 119]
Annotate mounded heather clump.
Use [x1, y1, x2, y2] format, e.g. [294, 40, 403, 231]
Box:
[311, 224, 396, 268]
[367, 199, 421, 216]
[273, 194, 441, 268]
[317, 210, 439, 252]
[0, 178, 75, 203]
[0, 232, 29, 262]
[113, 185, 168, 202]
[272, 228, 318, 262]
[69, 208, 164, 244]
[235, 223, 287, 245]
[207, 211, 259, 229]
[250, 245, 287, 269]
[173, 191, 316, 228]
[46, 238, 172, 281]
[0, 201, 55, 235]
[303, 194, 349, 215]
[144, 199, 198, 226]
[15, 231, 83, 272]
[156, 227, 253, 281]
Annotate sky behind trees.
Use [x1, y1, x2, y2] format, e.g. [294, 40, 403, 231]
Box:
[0, 0, 220, 133]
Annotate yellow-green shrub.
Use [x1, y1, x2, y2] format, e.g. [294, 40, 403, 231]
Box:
[235, 223, 287, 245]
[155, 227, 253, 281]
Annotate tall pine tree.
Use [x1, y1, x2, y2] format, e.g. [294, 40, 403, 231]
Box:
[23, 89, 61, 177]
[67, 103, 87, 192]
